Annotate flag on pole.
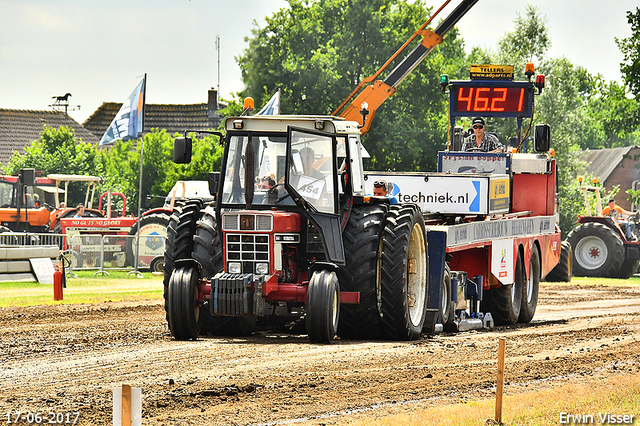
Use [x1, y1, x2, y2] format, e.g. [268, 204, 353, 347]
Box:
[256, 90, 280, 115]
[99, 77, 146, 146]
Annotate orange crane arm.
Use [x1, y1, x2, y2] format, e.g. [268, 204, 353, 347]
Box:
[333, 0, 479, 135]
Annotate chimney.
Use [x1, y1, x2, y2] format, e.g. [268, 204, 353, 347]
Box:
[207, 88, 218, 115]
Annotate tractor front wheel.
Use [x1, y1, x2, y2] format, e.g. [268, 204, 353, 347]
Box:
[167, 266, 201, 340]
[306, 269, 340, 344]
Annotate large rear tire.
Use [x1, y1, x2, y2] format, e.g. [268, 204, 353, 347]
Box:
[163, 200, 203, 325]
[567, 222, 624, 277]
[337, 205, 386, 339]
[484, 249, 524, 326]
[306, 270, 340, 344]
[379, 206, 428, 340]
[193, 206, 255, 336]
[544, 240, 572, 282]
[519, 244, 540, 323]
[167, 266, 201, 340]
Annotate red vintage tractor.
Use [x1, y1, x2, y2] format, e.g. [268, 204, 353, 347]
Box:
[566, 184, 639, 278]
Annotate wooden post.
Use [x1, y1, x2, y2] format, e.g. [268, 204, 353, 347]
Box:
[495, 337, 506, 423]
[122, 384, 131, 426]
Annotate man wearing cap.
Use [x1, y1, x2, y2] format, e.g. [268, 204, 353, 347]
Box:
[601, 198, 637, 240]
[461, 117, 504, 153]
[372, 179, 398, 204]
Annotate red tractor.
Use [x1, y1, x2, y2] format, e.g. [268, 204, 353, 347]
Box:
[567, 185, 639, 278]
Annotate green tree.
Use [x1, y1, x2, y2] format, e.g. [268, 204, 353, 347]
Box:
[237, 0, 468, 171]
[616, 7, 640, 97]
[3, 125, 103, 205]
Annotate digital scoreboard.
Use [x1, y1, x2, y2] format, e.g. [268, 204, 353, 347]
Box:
[449, 81, 534, 118]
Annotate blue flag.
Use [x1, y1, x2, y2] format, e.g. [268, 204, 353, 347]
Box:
[256, 91, 280, 115]
[99, 77, 145, 146]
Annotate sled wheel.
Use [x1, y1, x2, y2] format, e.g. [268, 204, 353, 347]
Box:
[544, 240, 572, 282]
[519, 244, 540, 323]
[167, 266, 201, 340]
[485, 248, 524, 326]
[306, 269, 340, 344]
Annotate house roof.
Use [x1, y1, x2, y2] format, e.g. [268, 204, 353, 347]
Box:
[83, 89, 225, 140]
[0, 109, 100, 165]
[578, 146, 635, 182]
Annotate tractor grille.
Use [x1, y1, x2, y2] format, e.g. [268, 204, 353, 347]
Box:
[226, 233, 270, 274]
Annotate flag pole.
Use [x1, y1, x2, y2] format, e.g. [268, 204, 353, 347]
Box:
[129, 73, 146, 278]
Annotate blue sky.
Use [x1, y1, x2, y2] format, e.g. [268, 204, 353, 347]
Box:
[0, 0, 636, 124]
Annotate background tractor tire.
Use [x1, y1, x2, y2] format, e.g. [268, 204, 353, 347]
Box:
[163, 200, 203, 324]
[192, 206, 255, 336]
[544, 240, 572, 282]
[337, 205, 387, 339]
[379, 205, 428, 341]
[306, 269, 340, 344]
[126, 212, 170, 269]
[519, 244, 540, 323]
[567, 222, 624, 277]
[616, 259, 640, 279]
[166, 266, 202, 340]
[483, 249, 524, 326]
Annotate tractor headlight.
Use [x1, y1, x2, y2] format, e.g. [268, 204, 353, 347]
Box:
[256, 262, 269, 275]
[228, 262, 242, 274]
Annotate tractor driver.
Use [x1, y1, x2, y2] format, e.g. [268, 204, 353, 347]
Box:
[601, 198, 636, 240]
[461, 117, 504, 153]
[74, 204, 85, 218]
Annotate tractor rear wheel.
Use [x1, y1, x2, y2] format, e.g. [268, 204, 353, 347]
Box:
[379, 205, 428, 340]
[519, 244, 540, 323]
[567, 222, 624, 277]
[306, 269, 340, 344]
[337, 205, 386, 339]
[544, 240, 572, 282]
[163, 200, 203, 324]
[167, 266, 201, 340]
[193, 206, 255, 336]
[484, 249, 524, 326]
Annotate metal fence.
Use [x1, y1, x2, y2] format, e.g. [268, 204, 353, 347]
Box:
[0, 232, 165, 277]
[66, 234, 165, 276]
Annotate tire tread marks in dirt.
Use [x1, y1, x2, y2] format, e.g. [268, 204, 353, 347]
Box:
[567, 222, 624, 277]
[337, 204, 387, 339]
[379, 205, 427, 341]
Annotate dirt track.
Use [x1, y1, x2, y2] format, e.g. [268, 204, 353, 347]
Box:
[1, 283, 639, 425]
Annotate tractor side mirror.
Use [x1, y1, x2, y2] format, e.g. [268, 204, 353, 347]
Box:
[20, 168, 36, 186]
[174, 137, 193, 164]
[534, 124, 550, 153]
[208, 172, 219, 197]
[452, 126, 463, 151]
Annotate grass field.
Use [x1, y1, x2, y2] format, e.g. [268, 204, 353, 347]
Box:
[348, 373, 640, 426]
[0, 270, 163, 307]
